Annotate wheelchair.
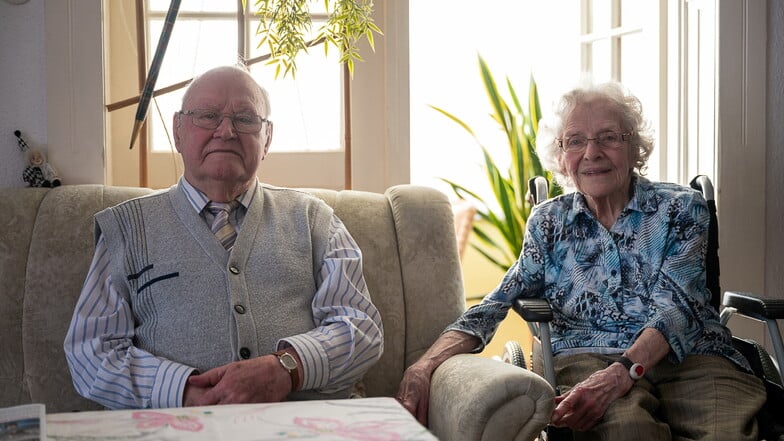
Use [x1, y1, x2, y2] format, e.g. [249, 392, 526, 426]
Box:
[501, 175, 784, 441]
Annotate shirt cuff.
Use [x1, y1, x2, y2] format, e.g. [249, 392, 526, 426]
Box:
[151, 361, 196, 408]
[278, 334, 329, 392]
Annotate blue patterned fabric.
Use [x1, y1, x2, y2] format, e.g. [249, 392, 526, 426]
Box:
[448, 176, 751, 372]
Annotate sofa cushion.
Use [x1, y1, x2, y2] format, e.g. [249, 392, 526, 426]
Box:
[0, 188, 49, 407]
[23, 186, 153, 411]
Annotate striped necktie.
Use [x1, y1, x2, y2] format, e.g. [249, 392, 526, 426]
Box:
[206, 201, 239, 250]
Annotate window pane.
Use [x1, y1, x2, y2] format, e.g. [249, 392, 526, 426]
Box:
[146, 12, 340, 154]
[149, 91, 183, 154]
[590, 39, 612, 82]
[620, 0, 642, 28]
[247, 16, 322, 49]
[148, 18, 238, 152]
[620, 31, 659, 179]
[250, 52, 342, 152]
[248, 18, 342, 152]
[410, 0, 580, 202]
[619, 31, 652, 108]
[590, 0, 613, 32]
[149, 19, 237, 87]
[148, 0, 236, 14]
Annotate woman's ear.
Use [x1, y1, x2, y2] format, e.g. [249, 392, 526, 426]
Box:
[556, 153, 567, 175]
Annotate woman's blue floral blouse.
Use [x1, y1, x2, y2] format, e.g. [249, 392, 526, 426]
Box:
[448, 176, 750, 372]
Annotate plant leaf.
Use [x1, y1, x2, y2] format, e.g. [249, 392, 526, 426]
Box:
[434, 56, 562, 271]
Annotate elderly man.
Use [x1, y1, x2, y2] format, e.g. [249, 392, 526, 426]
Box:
[65, 65, 383, 409]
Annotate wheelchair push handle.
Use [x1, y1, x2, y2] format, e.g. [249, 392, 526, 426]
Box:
[528, 176, 550, 206]
[690, 174, 715, 202]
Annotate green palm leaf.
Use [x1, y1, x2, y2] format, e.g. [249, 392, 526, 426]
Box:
[437, 55, 562, 271]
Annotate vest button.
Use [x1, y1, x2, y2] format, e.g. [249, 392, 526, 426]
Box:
[234, 304, 246, 314]
[239, 347, 251, 359]
[230, 266, 240, 274]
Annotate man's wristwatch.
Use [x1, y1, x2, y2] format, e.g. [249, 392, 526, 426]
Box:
[273, 350, 300, 391]
[617, 355, 645, 380]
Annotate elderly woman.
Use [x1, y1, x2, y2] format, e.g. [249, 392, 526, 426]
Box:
[397, 81, 766, 440]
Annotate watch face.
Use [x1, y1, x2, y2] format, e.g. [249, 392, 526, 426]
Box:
[279, 352, 298, 371]
[630, 363, 645, 380]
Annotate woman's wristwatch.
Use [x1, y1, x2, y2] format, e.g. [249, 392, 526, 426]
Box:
[617, 355, 645, 380]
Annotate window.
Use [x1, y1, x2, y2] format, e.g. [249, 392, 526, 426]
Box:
[409, 1, 665, 201]
[410, 0, 719, 202]
[145, 0, 343, 154]
[105, 0, 345, 189]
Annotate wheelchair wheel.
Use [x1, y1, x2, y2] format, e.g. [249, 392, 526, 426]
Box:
[501, 340, 527, 369]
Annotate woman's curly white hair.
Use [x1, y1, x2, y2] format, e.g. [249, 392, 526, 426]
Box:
[535, 81, 654, 188]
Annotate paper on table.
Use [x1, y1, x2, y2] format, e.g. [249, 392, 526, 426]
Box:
[0, 404, 45, 441]
[46, 397, 436, 441]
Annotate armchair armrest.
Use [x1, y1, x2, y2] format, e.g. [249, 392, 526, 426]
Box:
[429, 354, 554, 441]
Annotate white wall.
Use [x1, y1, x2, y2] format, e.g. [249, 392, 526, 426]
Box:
[0, 0, 46, 187]
[766, 0, 784, 297]
[43, 0, 105, 185]
[0, 0, 104, 187]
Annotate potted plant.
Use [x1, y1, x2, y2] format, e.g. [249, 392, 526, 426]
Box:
[436, 56, 561, 272]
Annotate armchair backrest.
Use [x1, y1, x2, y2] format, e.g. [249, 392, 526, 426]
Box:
[308, 185, 466, 396]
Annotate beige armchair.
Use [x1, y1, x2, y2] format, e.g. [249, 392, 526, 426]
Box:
[0, 184, 553, 440]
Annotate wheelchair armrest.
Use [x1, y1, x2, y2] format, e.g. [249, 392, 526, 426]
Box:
[723, 291, 784, 320]
[511, 298, 558, 391]
[513, 298, 553, 322]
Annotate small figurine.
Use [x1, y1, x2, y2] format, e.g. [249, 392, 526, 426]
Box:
[23, 149, 61, 188]
[14, 130, 30, 152]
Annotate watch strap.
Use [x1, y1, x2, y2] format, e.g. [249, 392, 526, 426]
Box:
[273, 350, 300, 391]
[618, 355, 645, 380]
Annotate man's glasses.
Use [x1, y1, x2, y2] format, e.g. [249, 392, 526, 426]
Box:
[179, 109, 270, 134]
[557, 131, 633, 153]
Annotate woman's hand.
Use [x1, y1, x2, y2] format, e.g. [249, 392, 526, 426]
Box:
[395, 330, 481, 427]
[551, 363, 632, 431]
[397, 363, 433, 426]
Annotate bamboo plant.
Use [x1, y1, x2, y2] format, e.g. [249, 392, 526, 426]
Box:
[436, 56, 562, 272]
[249, 0, 382, 77]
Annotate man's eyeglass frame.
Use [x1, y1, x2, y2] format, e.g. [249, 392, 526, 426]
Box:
[179, 109, 270, 134]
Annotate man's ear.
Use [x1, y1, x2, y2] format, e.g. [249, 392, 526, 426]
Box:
[172, 112, 182, 152]
[261, 121, 274, 159]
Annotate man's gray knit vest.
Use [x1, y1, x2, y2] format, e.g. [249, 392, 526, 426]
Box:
[95, 183, 340, 398]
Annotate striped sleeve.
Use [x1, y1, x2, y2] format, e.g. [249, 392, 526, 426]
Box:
[63, 234, 195, 409]
[279, 215, 384, 393]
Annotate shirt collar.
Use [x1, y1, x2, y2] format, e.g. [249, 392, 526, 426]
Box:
[569, 175, 659, 222]
[178, 177, 256, 213]
[628, 175, 660, 214]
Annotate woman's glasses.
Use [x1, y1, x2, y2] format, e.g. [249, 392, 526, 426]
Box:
[557, 131, 633, 153]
